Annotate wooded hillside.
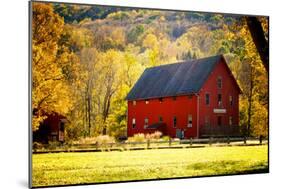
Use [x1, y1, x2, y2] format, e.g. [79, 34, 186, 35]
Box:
[32, 2, 268, 140]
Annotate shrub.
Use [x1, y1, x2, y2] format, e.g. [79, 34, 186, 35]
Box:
[33, 142, 43, 151]
[150, 131, 162, 139]
[74, 137, 97, 145]
[128, 132, 163, 142]
[161, 136, 170, 142]
[48, 141, 61, 150]
[173, 138, 180, 142]
[145, 131, 162, 141]
[95, 135, 115, 145]
[127, 133, 146, 143]
[73, 135, 116, 146]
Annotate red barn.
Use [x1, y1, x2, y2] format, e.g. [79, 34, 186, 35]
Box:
[126, 55, 242, 139]
[33, 113, 67, 143]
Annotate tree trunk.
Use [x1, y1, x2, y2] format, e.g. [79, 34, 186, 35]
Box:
[84, 92, 88, 136]
[247, 66, 254, 137]
[87, 94, 91, 136]
[83, 93, 86, 137]
[247, 94, 252, 137]
[102, 92, 112, 135]
[246, 16, 269, 72]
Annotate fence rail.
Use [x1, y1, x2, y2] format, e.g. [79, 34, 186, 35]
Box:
[33, 136, 268, 154]
[200, 125, 242, 137]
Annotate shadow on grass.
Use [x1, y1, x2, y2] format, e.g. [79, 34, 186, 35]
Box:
[185, 160, 268, 175]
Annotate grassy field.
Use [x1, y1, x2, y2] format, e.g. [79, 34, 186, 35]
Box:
[32, 145, 268, 187]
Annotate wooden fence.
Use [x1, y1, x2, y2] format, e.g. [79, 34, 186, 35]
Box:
[33, 136, 267, 154]
[200, 125, 242, 137]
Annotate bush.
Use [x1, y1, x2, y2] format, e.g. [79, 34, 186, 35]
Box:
[73, 135, 115, 145]
[95, 135, 115, 145]
[48, 141, 61, 150]
[127, 133, 146, 143]
[74, 137, 97, 145]
[33, 142, 43, 151]
[145, 131, 162, 141]
[161, 136, 170, 142]
[127, 132, 163, 142]
[149, 131, 162, 140]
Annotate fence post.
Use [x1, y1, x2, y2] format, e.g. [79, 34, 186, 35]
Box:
[95, 141, 98, 150]
[190, 138, 193, 146]
[169, 137, 172, 147]
[209, 137, 212, 146]
[259, 135, 263, 145]
[147, 139, 150, 149]
[227, 136, 230, 145]
[244, 136, 247, 145]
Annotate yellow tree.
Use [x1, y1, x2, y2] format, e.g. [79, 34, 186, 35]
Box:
[106, 51, 144, 138]
[79, 47, 100, 136]
[142, 33, 160, 67]
[98, 50, 124, 135]
[32, 3, 73, 131]
[142, 33, 172, 67]
[233, 19, 268, 137]
[58, 24, 96, 138]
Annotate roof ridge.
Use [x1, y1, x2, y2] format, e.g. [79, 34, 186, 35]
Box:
[146, 54, 223, 70]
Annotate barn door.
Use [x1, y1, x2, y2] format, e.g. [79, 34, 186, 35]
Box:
[176, 129, 182, 139]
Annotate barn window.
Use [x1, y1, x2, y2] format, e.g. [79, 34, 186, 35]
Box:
[132, 118, 136, 128]
[205, 116, 210, 127]
[159, 116, 163, 123]
[159, 98, 163, 103]
[145, 100, 149, 104]
[205, 93, 210, 105]
[217, 116, 222, 126]
[59, 122, 65, 132]
[229, 95, 233, 106]
[187, 95, 193, 99]
[172, 96, 177, 101]
[229, 116, 233, 126]
[218, 93, 222, 106]
[217, 77, 222, 89]
[144, 118, 149, 128]
[133, 101, 136, 106]
[187, 114, 192, 128]
[173, 116, 177, 128]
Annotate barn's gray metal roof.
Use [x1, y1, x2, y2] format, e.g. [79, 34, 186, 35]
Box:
[126, 55, 223, 101]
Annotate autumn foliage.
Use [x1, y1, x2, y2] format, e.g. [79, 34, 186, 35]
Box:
[32, 2, 268, 138]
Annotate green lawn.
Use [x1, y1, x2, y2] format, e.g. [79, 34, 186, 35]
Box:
[32, 145, 268, 187]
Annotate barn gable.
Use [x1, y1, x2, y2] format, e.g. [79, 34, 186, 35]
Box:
[126, 55, 236, 101]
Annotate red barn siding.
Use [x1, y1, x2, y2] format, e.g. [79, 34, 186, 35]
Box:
[33, 114, 66, 143]
[198, 59, 240, 133]
[127, 95, 198, 138]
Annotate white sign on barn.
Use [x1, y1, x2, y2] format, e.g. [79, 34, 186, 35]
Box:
[213, 109, 227, 113]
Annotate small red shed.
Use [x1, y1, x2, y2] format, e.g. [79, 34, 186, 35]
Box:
[126, 55, 242, 139]
[33, 113, 67, 143]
